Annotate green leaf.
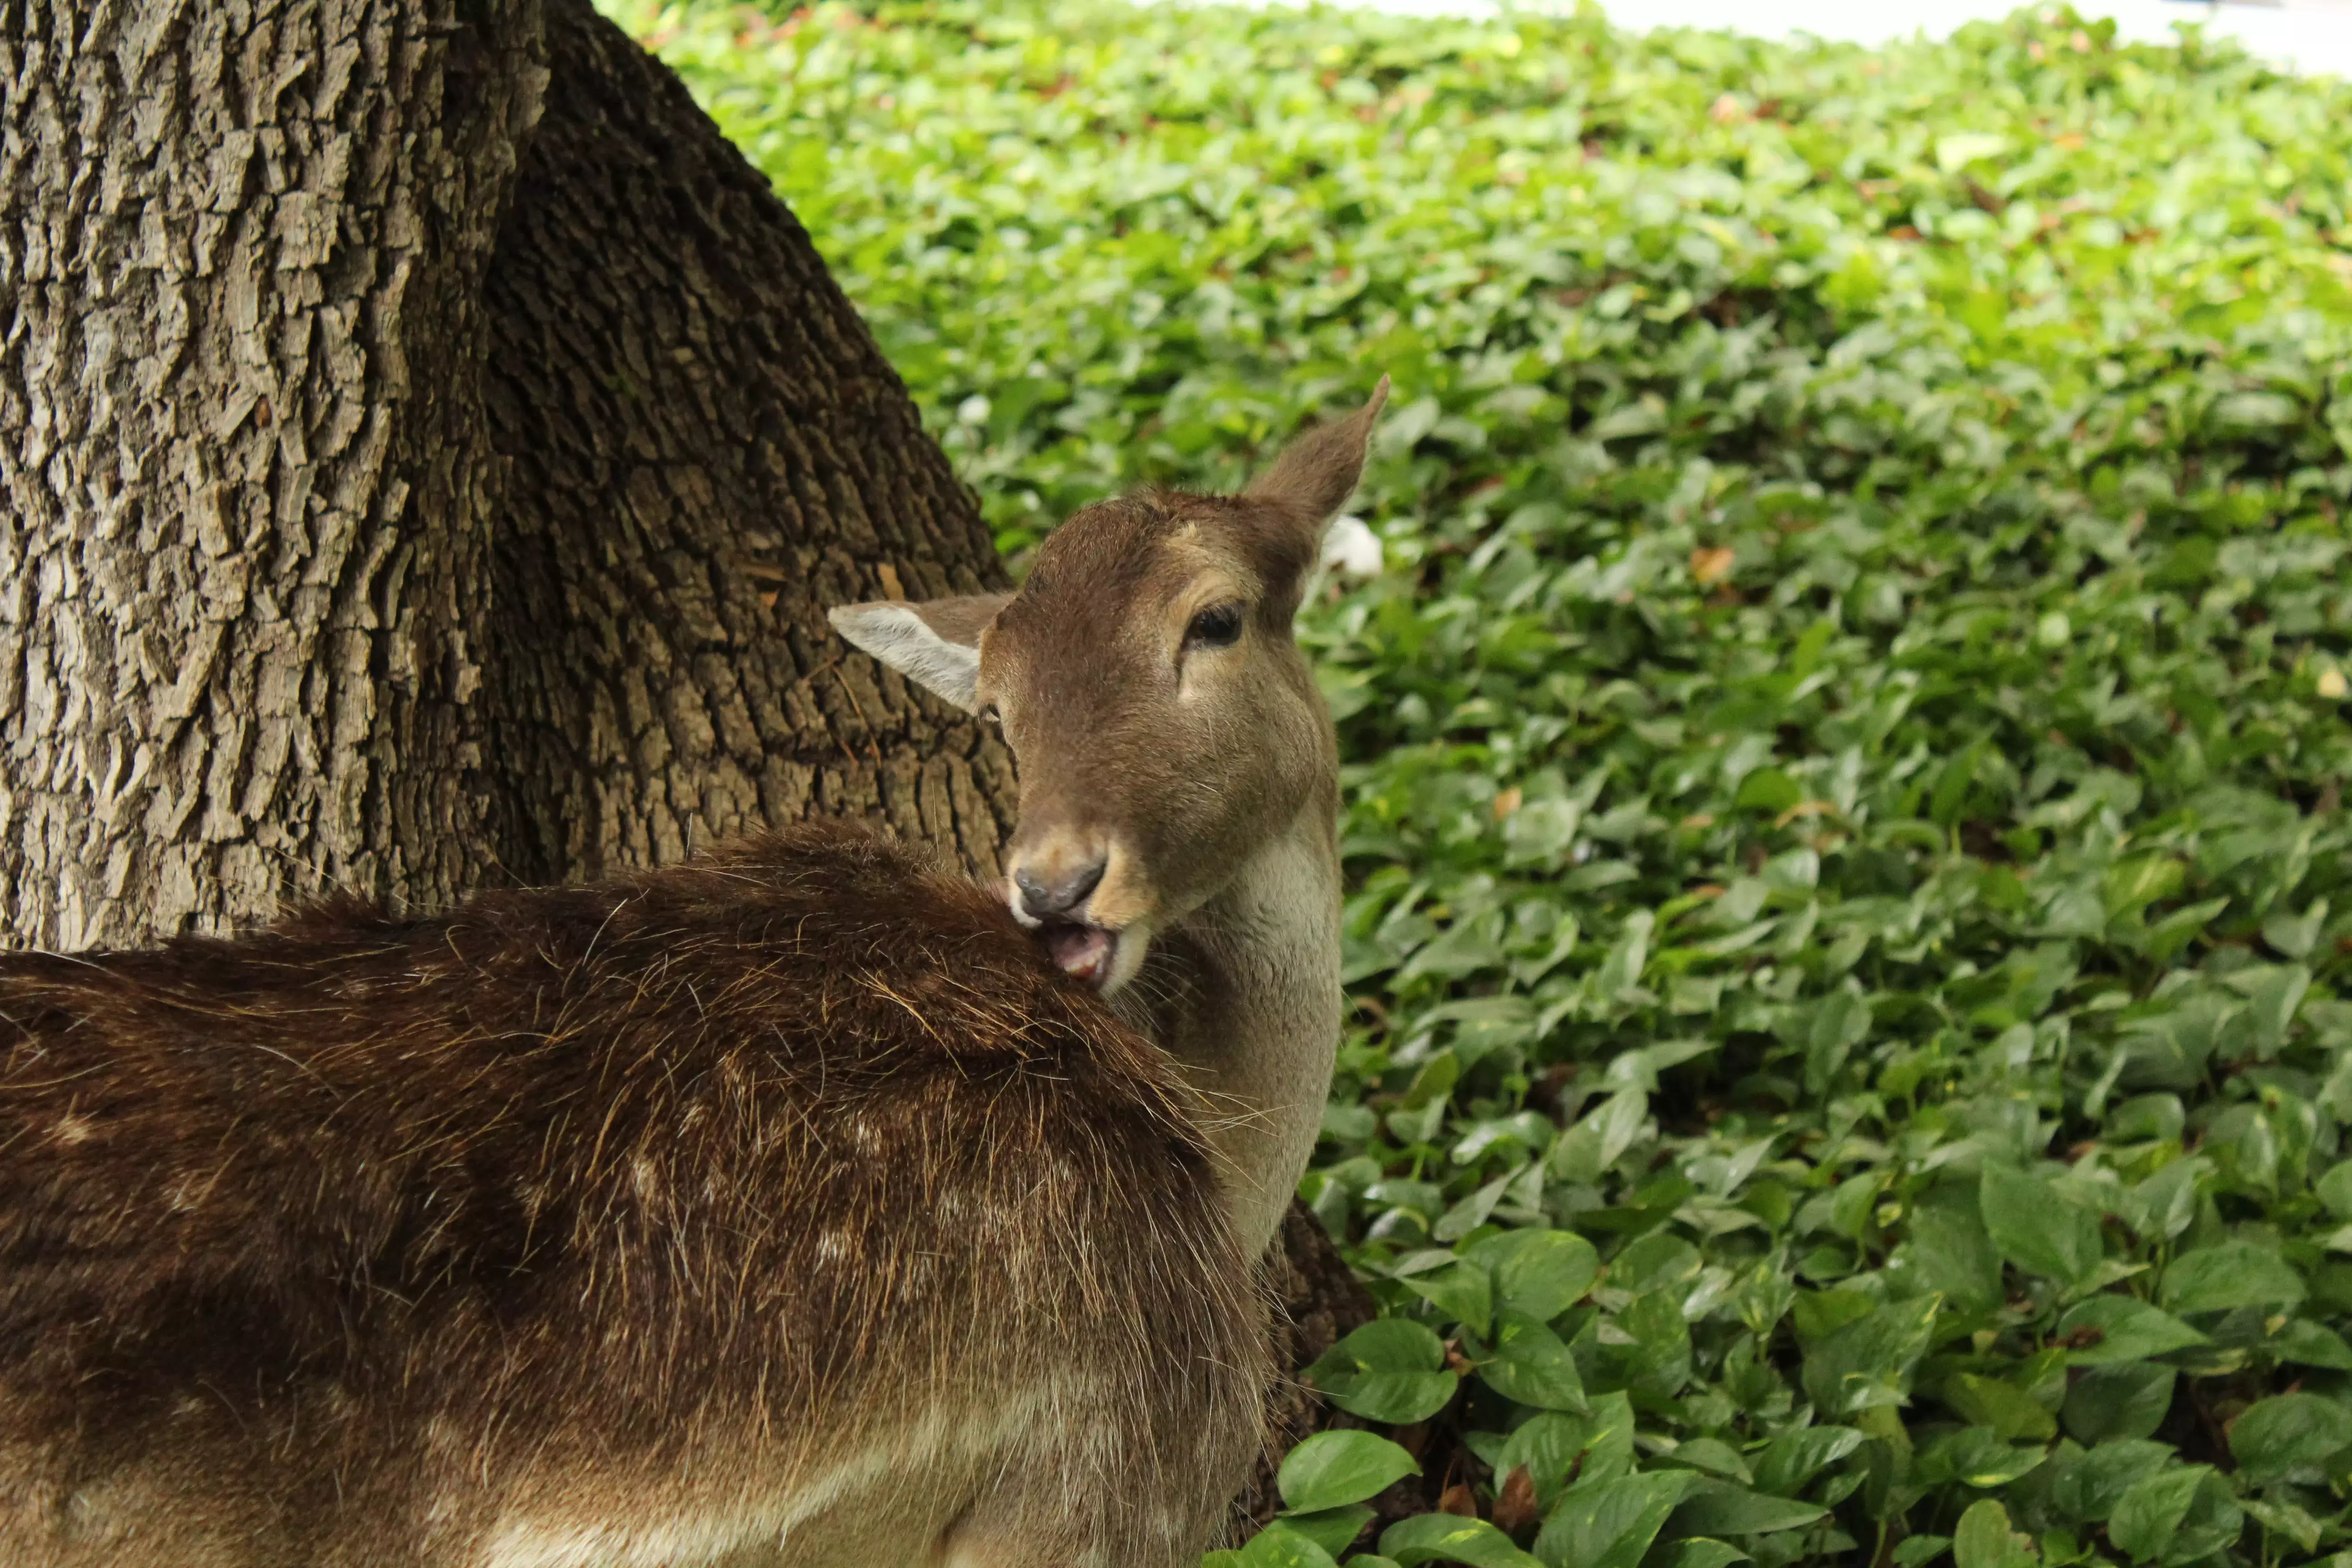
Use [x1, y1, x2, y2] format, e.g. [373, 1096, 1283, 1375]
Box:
[1499, 1393, 1641, 1510]
[1402, 1261, 1494, 1337]
[1533, 1471, 1696, 1568]
[1327, 1372, 1458, 1426]
[2317, 1159, 2352, 1219]
[2242, 1496, 2324, 1554]
[1378, 1513, 1543, 1568]
[1806, 990, 1873, 1093]
[1615, 1289, 1694, 1398]
[1315, 1318, 1446, 1372]
[2107, 1466, 2209, 1563]
[1890, 1200, 2003, 1314]
[1464, 1229, 1600, 1321]
[2227, 1392, 2352, 1483]
[2052, 1296, 2207, 1366]
[1239, 1523, 1344, 1568]
[1943, 1372, 2057, 1441]
[1801, 1295, 1940, 1417]
[1749, 1426, 1866, 1496]
[1953, 1498, 2037, 1568]
[1307, 1320, 1460, 1425]
[2159, 1242, 2307, 1314]
[1496, 1412, 1594, 1508]
[1476, 1309, 1587, 1412]
[2262, 899, 2329, 961]
[1284, 1507, 1379, 1559]
[1403, 1054, 1462, 1111]
[2062, 1363, 2176, 1446]
[2048, 1439, 2174, 1524]
[2273, 1318, 2352, 1370]
[1667, 1479, 1828, 1536]
[1922, 1426, 2048, 1489]
[1980, 1165, 2101, 1284]
[1649, 1540, 1748, 1568]
[1930, 739, 1986, 829]
[1280, 1432, 1422, 1514]
[1935, 132, 2009, 172]
[1735, 768, 1803, 815]
[2241, 962, 2311, 1055]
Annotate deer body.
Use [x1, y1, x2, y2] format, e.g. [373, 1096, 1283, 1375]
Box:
[0, 384, 1386, 1567]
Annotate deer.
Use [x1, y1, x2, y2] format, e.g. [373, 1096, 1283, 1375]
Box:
[0, 380, 1387, 1568]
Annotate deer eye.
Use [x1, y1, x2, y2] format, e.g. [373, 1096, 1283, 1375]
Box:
[1183, 603, 1245, 651]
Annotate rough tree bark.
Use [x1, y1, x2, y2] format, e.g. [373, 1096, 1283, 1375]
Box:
[1, 0, 546, 947]
[477, 0, 1017, 887]
[0, 0, 1371, 1532]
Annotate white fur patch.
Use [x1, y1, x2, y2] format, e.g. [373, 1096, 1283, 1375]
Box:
[828, 604, 982, 713]
[475, 1384, 1082, 1568]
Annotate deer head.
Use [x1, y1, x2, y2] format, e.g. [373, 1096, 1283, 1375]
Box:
[830, 379, 1387, 995]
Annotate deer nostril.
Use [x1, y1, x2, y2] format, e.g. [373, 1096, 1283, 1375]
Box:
[1014, 856, 1107, 921]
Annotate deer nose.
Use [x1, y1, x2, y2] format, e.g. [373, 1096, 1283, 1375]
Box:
[1013, 855, 1106, 921]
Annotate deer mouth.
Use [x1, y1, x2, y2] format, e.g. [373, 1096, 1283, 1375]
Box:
[1039, 921, 1117, 986]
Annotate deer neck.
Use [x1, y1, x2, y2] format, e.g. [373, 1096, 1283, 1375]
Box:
[1114, 795, 1343, 1260]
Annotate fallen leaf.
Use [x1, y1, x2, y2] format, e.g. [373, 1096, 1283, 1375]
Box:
[1690, 547, 1735, 585]
[1492, 1465, 1539, 1534]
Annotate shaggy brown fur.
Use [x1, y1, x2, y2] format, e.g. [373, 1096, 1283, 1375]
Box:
[0, 825, 1264, 1566]
[0, 382, 1389, 1566]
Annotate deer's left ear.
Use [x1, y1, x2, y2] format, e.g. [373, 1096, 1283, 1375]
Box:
[1245, 375, 1389, 525]
[828, 593, 1010, 713]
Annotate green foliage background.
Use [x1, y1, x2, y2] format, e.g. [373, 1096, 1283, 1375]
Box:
[608, 1, 2352, 1563]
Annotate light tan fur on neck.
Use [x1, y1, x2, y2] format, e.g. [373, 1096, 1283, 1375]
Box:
[1116, 793, 1343, 1254]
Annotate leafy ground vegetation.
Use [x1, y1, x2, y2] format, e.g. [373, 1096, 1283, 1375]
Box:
[609, 1, 2352, 1563]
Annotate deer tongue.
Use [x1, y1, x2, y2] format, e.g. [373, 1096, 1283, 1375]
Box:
[1042, 923, 1114, 985]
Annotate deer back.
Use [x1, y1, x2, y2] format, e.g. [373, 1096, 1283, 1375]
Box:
[0, 823, 1267, 1565]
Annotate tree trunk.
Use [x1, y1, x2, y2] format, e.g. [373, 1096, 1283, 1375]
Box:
[0, 0, 547, 946]
[0, 0, 1369, 1530]
[477, 0, 1018, 888]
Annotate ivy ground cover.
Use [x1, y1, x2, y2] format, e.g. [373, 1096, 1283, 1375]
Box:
[610, 2, 2352, 1564]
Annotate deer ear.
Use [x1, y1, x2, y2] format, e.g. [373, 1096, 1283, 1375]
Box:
[1245, 375, 1390, 523]
[828, 593, 1009, 714]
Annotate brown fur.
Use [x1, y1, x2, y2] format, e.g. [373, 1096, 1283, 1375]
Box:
[0, 825, 1264, 1566]
[0, 382, 1388, 1566]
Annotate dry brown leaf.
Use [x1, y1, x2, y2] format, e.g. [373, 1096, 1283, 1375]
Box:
[1492, 1465, 1539, 1535]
